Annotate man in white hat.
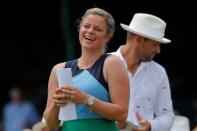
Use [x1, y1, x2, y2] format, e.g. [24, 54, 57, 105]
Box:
[112, 13, 175, 131]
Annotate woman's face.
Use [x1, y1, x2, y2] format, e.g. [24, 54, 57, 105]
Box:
[79, 14, 109, 51]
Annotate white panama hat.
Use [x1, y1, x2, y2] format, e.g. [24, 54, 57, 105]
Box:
[120, 13, 171, 44]
[171, 115, 190, 131]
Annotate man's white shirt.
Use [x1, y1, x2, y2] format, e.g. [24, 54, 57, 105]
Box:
[111, 47, 175, 131]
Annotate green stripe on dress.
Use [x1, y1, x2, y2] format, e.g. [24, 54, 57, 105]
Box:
[62, 118, 118, 131]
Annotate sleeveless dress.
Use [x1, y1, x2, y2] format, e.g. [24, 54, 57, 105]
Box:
[62, 54, 118, 131]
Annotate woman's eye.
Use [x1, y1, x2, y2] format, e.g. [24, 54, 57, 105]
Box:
[95, 28, 101, 32]
[83, 25, 89, 28]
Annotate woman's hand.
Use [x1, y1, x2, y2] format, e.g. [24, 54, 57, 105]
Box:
[52, 88, 69, 107]
[60, 86, 88, 104]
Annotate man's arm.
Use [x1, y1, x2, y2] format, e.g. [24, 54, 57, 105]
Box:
[149, 69, 175, 131]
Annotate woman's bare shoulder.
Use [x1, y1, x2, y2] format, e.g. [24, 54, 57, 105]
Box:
[51, 62, 66, 71]
[105, 55, 123, 67]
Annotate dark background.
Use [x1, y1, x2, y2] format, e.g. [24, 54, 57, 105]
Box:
[1, 0, 197, 129]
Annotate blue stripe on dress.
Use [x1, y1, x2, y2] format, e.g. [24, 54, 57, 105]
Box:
[73, 70, 111, 119]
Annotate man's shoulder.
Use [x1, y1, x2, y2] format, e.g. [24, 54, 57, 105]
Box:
[3, 102, 12, 110]
[147, 61, 166, 72]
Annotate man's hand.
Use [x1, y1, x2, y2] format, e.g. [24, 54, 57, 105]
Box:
[133, 112, 151, 131]
[117, 121, 127, 129]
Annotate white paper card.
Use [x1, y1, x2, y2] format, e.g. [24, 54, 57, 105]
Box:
[127, 111, 139, 129]
[127, 121, 139, 129]
[55, 68, 77, 121]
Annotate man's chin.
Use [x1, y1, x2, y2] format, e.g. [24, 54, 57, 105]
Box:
[141, 58, 153, 62]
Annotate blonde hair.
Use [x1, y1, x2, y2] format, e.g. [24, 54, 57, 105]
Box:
[78, 8, 115, 38]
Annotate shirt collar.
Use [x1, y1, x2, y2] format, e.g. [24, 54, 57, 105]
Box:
[114, 47, 150, 71]
[115, 47, 128, 70]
